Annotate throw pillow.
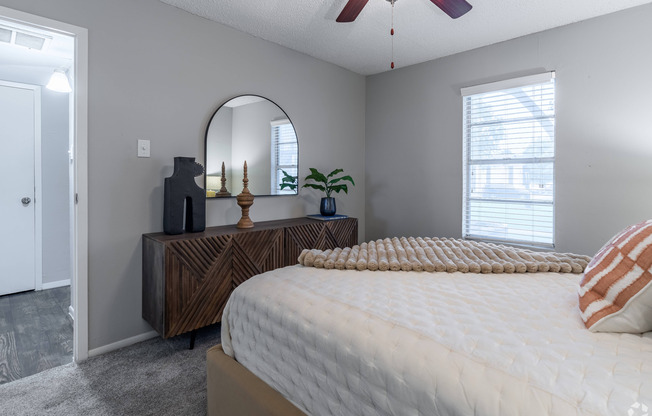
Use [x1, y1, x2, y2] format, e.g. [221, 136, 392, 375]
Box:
[579, 219, 652, 332]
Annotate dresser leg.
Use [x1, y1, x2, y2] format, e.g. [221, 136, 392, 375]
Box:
[189, 330, 197, 350]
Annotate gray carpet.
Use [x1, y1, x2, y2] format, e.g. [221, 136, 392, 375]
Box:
[0, 286, 73, 385]
[0, 323, 220, 415]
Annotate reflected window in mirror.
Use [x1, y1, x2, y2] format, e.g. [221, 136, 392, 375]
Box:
[271, 119, 298, 195]
[205, 95, 299, 197]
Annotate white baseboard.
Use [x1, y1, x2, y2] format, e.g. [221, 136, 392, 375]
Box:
[88, 330, 159, 358]
[41, 279, 71, 290]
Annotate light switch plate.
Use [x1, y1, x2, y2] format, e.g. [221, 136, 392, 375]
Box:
[137, 139, 150, 158]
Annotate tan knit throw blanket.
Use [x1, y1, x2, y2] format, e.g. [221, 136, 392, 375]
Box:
[298, 237, 592, 274]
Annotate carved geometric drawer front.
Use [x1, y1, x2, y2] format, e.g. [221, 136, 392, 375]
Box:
[232, 229, 283, 288]
[143, 217, 358, 338]
[285, 220, 359, 265]
[165, 236, 232, 337]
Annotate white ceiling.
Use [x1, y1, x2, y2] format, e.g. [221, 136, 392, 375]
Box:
[0, 18, 74, 85]
[160, 0, 652, 75]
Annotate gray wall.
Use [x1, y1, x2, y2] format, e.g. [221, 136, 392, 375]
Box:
[231, 100, 285, 195]
[205, 106, 232, 189]
[366, 4, 652, 256]
[0, 68, 71, 286]
[40, 91, 71, 284]
[0, 0, 365, 350]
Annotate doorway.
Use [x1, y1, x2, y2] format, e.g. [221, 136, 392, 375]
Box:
[0, 6, 88, 369]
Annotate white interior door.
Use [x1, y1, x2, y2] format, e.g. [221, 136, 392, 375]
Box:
[0, 81, 39, 296]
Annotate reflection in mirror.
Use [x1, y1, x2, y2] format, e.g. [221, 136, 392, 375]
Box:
[205, 95, 298, 198]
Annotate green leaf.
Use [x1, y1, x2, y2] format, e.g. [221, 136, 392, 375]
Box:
[279, 183, 297, 190]
[326, 168, 344, 178]
[329, 175, 355, 186]
[304, 168, 328, 184]
[302, 183, 326, 192]
[280, 169, 297, 183]
[329, 184, 349, 194]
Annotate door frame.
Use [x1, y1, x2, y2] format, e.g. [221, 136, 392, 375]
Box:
[0, 6, 89, 363]
[0, 80, 42, 294]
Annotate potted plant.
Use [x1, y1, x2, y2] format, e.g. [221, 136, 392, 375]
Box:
[302, 168, 355, 216]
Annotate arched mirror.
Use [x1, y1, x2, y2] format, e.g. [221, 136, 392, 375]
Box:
[204, 95, 299, 198]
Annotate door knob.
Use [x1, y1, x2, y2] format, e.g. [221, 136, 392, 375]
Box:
[21, 197, 31, 205]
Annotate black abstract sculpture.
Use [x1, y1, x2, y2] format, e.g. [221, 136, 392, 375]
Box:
[163, 157, 206, 235]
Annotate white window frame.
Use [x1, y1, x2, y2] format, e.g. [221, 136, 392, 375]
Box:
[461, 72, 556, 248]
[270, 119, 298, 195]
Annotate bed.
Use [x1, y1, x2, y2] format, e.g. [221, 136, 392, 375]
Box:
[209, 234, 652, 416]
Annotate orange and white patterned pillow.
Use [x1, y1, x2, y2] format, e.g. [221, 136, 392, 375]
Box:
[579, 219, 652, 332]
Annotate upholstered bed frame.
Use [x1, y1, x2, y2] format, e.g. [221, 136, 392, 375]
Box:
[206, 344, 306, 416]
[205, 219, 652, 415]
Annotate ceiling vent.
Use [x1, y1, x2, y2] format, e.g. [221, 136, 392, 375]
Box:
[0, 27, 11, 43]
[0, 25, 51, 50]
[15, 31, 47, 50]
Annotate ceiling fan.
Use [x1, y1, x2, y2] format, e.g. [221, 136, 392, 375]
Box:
[336, 0, 473, 22]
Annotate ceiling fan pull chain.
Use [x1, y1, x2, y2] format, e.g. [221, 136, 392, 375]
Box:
[390, 0, 395, 69]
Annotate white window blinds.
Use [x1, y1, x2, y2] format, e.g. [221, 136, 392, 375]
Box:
[271, 119, 298, 195]
[462, 72, 556, 247]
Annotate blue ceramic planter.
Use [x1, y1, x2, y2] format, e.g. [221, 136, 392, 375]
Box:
[320, 197, 336, 216]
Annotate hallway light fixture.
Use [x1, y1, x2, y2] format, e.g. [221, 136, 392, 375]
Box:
[46, 69, 72, 93]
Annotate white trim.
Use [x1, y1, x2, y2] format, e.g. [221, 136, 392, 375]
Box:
[0, 6, 89, 364]
[34, 85, 42, 293]
[88, 330, 159, 358]
[72, 17, 89, 365]
[41, 279, 71, 290]
[461, 71, 555, 97]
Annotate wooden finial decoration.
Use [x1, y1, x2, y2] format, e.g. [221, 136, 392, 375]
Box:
[236, 161, 254, 229]
[216, 161, 231, 197]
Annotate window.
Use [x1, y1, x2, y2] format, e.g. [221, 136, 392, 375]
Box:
[462, 72, 555, 247]
[271, 119, 298, 195]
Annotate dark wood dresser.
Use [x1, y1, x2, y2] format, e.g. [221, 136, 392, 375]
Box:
[142, 217, 358, 338]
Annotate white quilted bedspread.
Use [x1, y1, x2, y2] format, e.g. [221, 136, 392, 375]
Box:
[221, 266, 652, 416]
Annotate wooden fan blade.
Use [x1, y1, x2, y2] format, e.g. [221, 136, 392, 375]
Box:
[336, 0, 370, 22]
[430, 0, 472, 19]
